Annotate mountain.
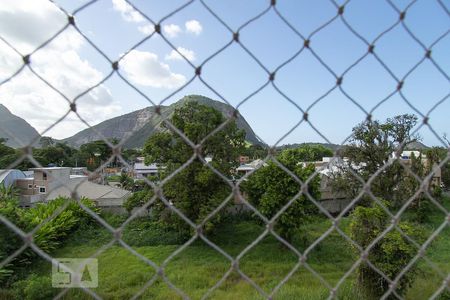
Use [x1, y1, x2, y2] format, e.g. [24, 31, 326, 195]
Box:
[0, 104, 40, 148]
[63, 95, 264, 148]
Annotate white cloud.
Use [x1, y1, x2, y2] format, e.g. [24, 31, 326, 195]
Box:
[112, 0, 155, 36]
[185, 20, 202, 35]
[111, 0, 144, 23]
[0, 0, 67, 53]
[120, 49, 186, 89]
[0, 0, 122, 139]
[138, 24, 153, 35]
[163, 24, 182, 38]
[165, 47, 196, 62]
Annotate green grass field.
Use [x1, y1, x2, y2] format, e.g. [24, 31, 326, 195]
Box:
[2, 198, 450, 300]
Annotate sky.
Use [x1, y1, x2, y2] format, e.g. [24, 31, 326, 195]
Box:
[0, 0, 448, 147]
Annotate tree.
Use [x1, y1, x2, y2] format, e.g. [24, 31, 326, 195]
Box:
[243, 147, 320, 242]
[119, 173, 134, 191]
[333, 114, 420, 208]
[425, 146, 450, 189]
[333, 114, 429, 297]
[349, 203, 424, 298]
[241, 144, 267, 160]
[31, 142, 79, 167]
[77, 140, 112, 171]
[39, 136, 54, 148]
[0, 139, 17, 169]
[276, 144, 333, 163]
[142, 101, 245, 233]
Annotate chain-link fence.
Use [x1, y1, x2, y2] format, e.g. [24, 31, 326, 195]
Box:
[0, 0, 449, 299]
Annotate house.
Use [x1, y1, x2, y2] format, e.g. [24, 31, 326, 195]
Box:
[390, 150, 442, 188]
[133, 157, 166, 179]
[235, 159, 266, 175]
[0, 169, 27, 188]
[15, 167, 71, 204]
[45, 176, 131, 214]
[11, 167, 131, 212]
[71, 167, 88, 176]
[134, 162, 159, 179]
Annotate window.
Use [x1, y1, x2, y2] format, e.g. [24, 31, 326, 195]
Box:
[43, 173, 47, 180]
[28, 184, 32, 189]
[38, 186, 46, 194]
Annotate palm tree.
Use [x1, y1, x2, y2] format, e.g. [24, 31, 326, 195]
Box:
[119, 173, 134, 190]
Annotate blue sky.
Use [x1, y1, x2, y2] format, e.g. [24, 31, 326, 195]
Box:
[0, 0, 448, 147]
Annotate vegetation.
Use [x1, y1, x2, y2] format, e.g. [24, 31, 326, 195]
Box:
[0, 136, 142, 171]
[243, 148, 322, 242]
[140, 101, 246, 234]
[276, 144, 333, 163]
[331, 114, 448, 297]
[1, 109, 449, 299]
[0, 195, 98, 286]
[1, 198, 448, 299]
[349, 203, 425, 298]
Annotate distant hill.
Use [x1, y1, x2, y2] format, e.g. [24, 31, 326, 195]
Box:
[63, 95, 264, 148]
[277, 141, 429, 153]
[277, 142, 344, 152]
[0, 104, 40, 148]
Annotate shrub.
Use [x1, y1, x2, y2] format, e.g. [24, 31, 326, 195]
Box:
[349, 203, 425, 298]
[124, 189, 154, 213]
[0, 197, 98, 286]
[243, 161, 319, 242]
[122, 217, 187, 246]
[12, 274, 56, 300]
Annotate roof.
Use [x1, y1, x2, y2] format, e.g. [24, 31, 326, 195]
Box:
[23, 171, 34, 177]
[134, 162, 159, 171]
[236, 159, 267, 171]
[317, 158, 366, 177]
[0, 169, 26, 187]
[30, 167, 71, 171]
[45, 177, 131, 201]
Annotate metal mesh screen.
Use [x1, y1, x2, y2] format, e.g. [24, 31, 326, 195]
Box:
[0, 0, 449, 299]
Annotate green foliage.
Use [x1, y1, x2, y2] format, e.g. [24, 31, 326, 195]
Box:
[33, 142, 79, 167]
[143, 101, 245, 233]
[243, 148, 320, 242]
[122, 217, 188, 246]
[241, 144, 267, 159]
[11, 274, 56, 300]
[349, 204, 425, 298]
[0, 139, 19, 169]
[77, 140, 112, 171]
[0, 184, 20, 200]
[124, 189, 154, 213]
[0, 197, 98, 286]
[119, 173, 134, 190]
[334, 114, 425, 208]
[277, 144, 333, 163]
[425, 146, 450, 189]
[121, 148, 142, 163]
[22, 197, 98, 253]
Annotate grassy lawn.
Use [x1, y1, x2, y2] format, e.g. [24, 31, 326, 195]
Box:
[2, 197, 449, 300]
